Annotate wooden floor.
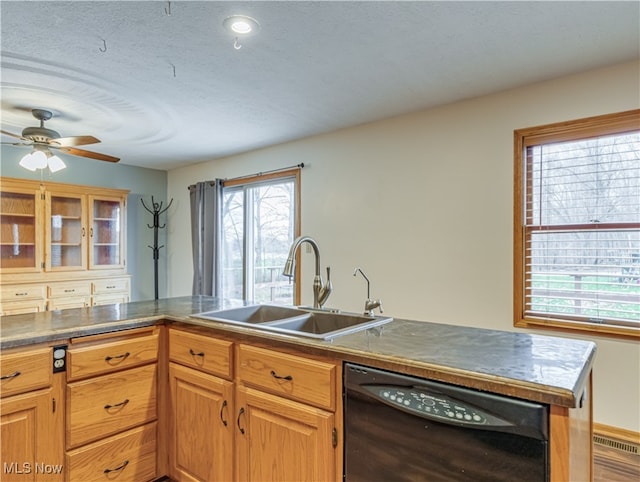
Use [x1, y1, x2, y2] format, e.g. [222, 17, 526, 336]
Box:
[594, 442, 640, 482]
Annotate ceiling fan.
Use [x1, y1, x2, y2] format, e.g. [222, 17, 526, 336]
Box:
[1, 109, 119, 171]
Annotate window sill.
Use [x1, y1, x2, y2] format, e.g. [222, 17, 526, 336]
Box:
[515, 316, 640, 340]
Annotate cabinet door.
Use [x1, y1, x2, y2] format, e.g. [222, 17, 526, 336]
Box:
[169, 363, 234, 482]
[0, 186, 43, 273]
[89, 195, 125, 269]
[45, 191, 87, 271]
[236, 385, 336, 482]
[1, 388, 62, 482]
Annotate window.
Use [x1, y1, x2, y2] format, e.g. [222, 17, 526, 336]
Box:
[220, 169, 300, 305]
[514, 110, 640, 338]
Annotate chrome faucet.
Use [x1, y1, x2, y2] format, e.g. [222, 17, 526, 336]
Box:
[353, 267, 383, 316]
[283, 236, 332, 309]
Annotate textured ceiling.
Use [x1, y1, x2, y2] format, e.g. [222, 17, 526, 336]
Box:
[1, 1, 639, 171]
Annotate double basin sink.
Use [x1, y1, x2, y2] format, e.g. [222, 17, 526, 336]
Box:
[192, 304, 392, 340]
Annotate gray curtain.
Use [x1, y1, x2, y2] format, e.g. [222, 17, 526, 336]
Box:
[189, 180, 223, 296]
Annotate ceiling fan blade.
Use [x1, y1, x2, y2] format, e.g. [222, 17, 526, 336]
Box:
[1, 129, 27, 140]
[58, 146, 120, 163]
[50, 135, 101, 147]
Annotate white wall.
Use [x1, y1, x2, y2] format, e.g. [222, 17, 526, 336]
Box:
[167, 60, 640, 432]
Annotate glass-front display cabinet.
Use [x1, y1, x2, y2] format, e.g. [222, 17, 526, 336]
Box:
[89, 196, 125, 269]
[0, 185, 42, 273]
[46, 191, 87, 271]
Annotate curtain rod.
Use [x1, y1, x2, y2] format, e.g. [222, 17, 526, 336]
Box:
[188, 163, 304, 190]
[224, 162, 304, 183]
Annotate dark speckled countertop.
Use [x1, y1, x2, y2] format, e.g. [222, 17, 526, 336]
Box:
[0, 296, 595, 408]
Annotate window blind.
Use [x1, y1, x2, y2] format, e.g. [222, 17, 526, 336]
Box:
[524, 131, 640, 326]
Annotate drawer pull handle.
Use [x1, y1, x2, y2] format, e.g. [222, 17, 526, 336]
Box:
[15, 292, 28, 297]
[106, 285, 116, 289]
[237, 407, 245, 434]
[189, 349, 205, 357]
[220, 399, 228, 426]
[104, 460, 129, 474]
[270, 370, 293, 381]
[64, 289, 76, 293]
[104, 399, 129, 410]
[105, 352, 130, 363]
[0, 371, 21, 381]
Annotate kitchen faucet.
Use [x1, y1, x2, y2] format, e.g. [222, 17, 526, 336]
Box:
[283, 236, 332, 309]
[353, 267, 383, 316]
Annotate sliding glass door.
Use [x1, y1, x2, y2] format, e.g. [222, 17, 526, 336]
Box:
[221, 172, 298, 304]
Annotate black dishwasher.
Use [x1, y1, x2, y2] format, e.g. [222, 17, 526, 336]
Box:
[344, 363, 549, 482]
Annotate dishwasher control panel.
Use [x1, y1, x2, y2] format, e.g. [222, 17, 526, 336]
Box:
[366, 385, 511, 427]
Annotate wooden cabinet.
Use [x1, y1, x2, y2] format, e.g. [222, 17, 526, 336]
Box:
[167, 328, 341, 482]
[0, 284, 46, 316]
[45, 189, 125, 272]
[45, 190, 86, 272]
[0, 177, 130, 313]
[0, 181, 43, 273]
[235, 344, 339, 482]
[88, 195, 125, 270]
[91, 277, 130, 306]
[65, 328, 159, 481]
[169, 363, 234, 482]
[0, 345, 64, 482]
[168, 329, 235, 482]
[66, 422, 156, 482]
[236, 385, 335, 482]
[47, 280, 91, 310]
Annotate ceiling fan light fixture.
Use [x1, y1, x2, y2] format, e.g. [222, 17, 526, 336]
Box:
[18, 147, 67, 173]
[223, 15, 260, 35]
[19, 149, 48, 171]
[46, 153, 66, 173]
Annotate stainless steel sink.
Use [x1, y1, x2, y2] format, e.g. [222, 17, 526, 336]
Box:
[195, 305, 310, 325]
[192, 305, 392, 340]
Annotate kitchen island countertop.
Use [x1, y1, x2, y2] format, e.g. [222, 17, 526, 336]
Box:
[0, 296, 595, 408]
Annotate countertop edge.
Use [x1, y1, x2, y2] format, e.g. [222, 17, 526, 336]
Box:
[0, 304, 596, 408]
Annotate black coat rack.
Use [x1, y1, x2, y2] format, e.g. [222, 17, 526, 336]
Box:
[141, 196, 173, 300]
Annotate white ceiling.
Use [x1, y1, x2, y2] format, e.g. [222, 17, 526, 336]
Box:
[1, 1, 638, 171]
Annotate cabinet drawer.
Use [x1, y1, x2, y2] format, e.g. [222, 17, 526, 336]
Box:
[1, 284, 45, 301]
[68, 331, 158, 381]
[0, 299, 46, 316]
[48, 280, 91, 298]
[0, 347, 51, 398]
[67, 364, 157, 448]
[67, 422, 156, 482]
[92, 277, 129, 295]
[92, 293, 129, 306]
[237, 344, 337, 410]
[169, 329, 233, 379]
[48, 296, 90, 311]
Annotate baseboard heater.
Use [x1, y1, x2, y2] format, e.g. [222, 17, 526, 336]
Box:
[593, 433, 640, 456]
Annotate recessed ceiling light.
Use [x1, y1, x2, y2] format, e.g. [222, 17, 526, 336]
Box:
[223, 15, 260, 35]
